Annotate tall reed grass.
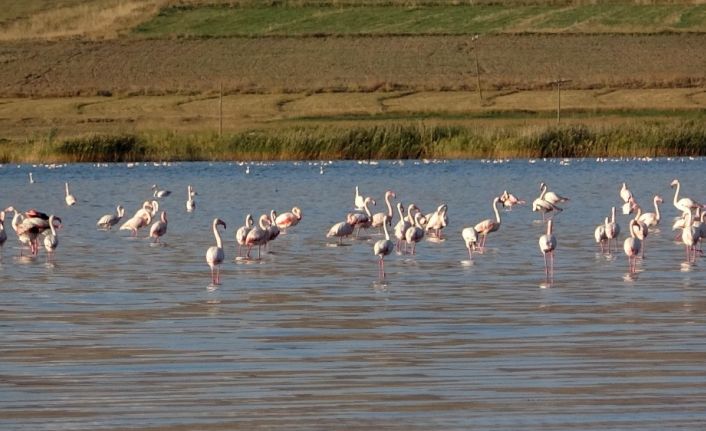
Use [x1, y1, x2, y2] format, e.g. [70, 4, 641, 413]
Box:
[3, 121, 706, 163]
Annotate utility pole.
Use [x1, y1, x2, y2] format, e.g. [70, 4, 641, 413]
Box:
[472, 34, 483, 105]
[219, 83, 223, 137]
[552, 78, 571, 125]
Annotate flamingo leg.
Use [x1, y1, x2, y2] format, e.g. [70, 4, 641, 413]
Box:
[550, 251, 555, 280]
[467, 246, 473, 261]
[543, 253, 549, 278]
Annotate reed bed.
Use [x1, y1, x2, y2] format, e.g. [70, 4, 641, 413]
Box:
[3, 121, 706, 163]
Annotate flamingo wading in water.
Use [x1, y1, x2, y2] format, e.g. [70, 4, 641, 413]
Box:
[474, 197, 502, 250]
[206, 218, 226, 285]
[624, 219, 642, 274]
[373, 215, 394, 278]
[538, 219, 557, 281]
[97, 205, 125, 230]
[65, 182, 76, 206]
[149, 211, 168, 243]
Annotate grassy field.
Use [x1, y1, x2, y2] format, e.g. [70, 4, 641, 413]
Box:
[1, 1, 706, 161]
[135, 3, 706, 37]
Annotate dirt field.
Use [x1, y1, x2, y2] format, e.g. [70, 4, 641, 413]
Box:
[1, 34, 705, 99]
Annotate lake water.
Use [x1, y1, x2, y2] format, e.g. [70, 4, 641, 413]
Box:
[1, 158, 706, 430]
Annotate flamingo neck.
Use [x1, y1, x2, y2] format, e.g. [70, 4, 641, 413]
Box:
[546, 220, 552, 236]
[48, 216, 56, 236]
[385, 193, 393, 217]
[611, 207, 616, 223]
[493, 199, 501, 223]
[673, 181, 680, 206]
[396, 205, 404, 222]
[382, 220, 390, 240]
[213, 221, 223, 249]
[654, 197, 661, 221]
[65, 183, 70, 195]
[363, 200, 372, 217]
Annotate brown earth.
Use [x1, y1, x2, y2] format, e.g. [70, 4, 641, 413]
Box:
[1, 33, 706, 98]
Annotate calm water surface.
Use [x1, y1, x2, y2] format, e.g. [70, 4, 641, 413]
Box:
[1, 159, 706, 430]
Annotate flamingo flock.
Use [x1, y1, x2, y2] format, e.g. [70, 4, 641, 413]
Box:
[2, 172, 705, 286]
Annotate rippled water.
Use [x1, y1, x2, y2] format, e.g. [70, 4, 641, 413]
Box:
[1, 159, 706, 430]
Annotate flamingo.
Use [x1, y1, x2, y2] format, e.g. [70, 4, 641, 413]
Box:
[43, 215, 61, 257]
[474, 197, 501, 250]
[186, 185, 196, 211]
[97, 205, 125, 230]
[670, 179, 703, 214]
[327, 213, 356, 245]
[532, 186, 562, 221]
[120, 202, 154, 236]
[425, 203, 448, 239]
[266, 210, 281, 246]
[538, 219, 557, 280]
[354, 186, 366, 210]
[622, 197, 638, 215]
[235, 214, 254, 257]
[605, 207, 620, 253]
[206, 218, 226, 285]
[29, 172, 35, 184]
[349, 197, 375, 237]
[245, 214, 270, 259]
[372, 191, 396, 232]
[539, 182, 569, 206]
[681, 210, 699, 263]
[404, 212, 425, 254]
[149, 211, 168, 243]
[373, 215, 394, 278]
[594, 217, 608, 253]
[152, 184, 171, 198]
[65, 182, 76, 206]
[9, 209, 34, 254]
[620, 182, 633, 203]
[631, 207, 648, 258]
[461, 226, 478, 260]
[624, 219, 642, 273]
[275, 206, 302, 231]
[499, 190, 525, 210]
[638, 195, 663, 228]
[393, 202, 409, 252]
[15, 209, 51, 255]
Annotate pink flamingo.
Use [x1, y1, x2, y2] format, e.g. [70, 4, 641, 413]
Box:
[235, 214, 254, 257]
[461, 226, 478, 260]
[275, 206, 302, 232]
[373, 215, 394, 278]
[624, 219, 642, 273]
[499, 190, 525, 210]
[637, 195, 662, 228]
[594, 217, 608, 253]
[605, 207, 620, 253]
[245, 214, 270, 259]
[327, 213, 357, 245]
[474, 197, 501, 250]
[149, 211, 168, 243]
[206, 218, 226, 285]
[372, 191, 396, 232]
[404, 212, 425, 254]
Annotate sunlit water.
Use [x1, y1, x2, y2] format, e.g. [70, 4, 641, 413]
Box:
[1, 158, 705, 430]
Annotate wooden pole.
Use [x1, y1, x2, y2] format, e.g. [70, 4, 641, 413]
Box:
[557, 80, 561, 125]
[474, 48, 483, 105]
[219, 83, 223, 137]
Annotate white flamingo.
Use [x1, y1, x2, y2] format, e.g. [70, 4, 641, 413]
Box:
[266, 210, 281, 245]
[29, 172, 35, 184]
[532, 186, 562, 221]
[186, 185, 196, 212]
[149, 211, 168, 243]
[461, 226, 478, 260]
[120, 202, 154, 236]
[354, 186, 366, 210]
[97, 205, 125, 230]
[43, 215, 60, 257]
[65, 182, 76, 206]
[605, 207, 620, 253]
[0, 209, 8, 249]
[670, 179, 703, 214]
[152, 184, 171, 198]
[373, 215, 394, 278]
[235, 214, 254, 258]
[539, 219, 557, 280]
[275, 206, 302, 231]
[631, 207, 648, 258]
[594, 217, 608, 253]
[404, 212, 425, 255]
[206, 218, 226, 285]
[14, 209, 51, 255]
[620, 182, 633, 203]
[425, 203, 449, 239]
[638, 195, 662, 227]
[681, 210, 699, 263]
[245, 214, 270, 259]
[474, 197, 501, 250]
[539, 182, 569, 206]
[327, 213, 356, 245]
[393, 202, 409, 252]
[624, 219, 642, 273]
[372, 191, 396, 232]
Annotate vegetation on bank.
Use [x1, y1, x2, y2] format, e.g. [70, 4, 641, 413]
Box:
[3, 122, 706, 163]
